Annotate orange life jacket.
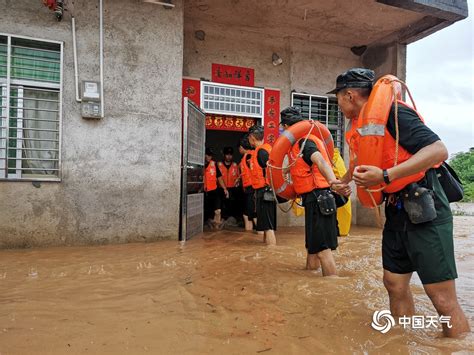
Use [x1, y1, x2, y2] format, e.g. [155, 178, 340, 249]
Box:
[250, 143, 272, 189]
[218, 161, 239, 188]
[290, 135, 331, 194]
[204, 160, 218, 192]
[346, 100, 434, 196]
[239, 152, 253, 188]
[267, 120, 334, 200]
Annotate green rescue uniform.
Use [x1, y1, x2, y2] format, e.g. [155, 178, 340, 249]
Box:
[382, 104, 457, 285]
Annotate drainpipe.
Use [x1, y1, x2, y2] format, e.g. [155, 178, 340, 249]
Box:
[99, 0, 104, 118]
[72, 1, 104, 117]
[72, 16, 81, 103]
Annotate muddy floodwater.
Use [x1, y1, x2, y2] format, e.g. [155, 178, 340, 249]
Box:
[1, 217, 473, 354]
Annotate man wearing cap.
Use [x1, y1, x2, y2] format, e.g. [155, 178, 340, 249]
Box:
[329, 68, 469, 337]
[280, 106, 350, 276]
[204, 147, 229, 228]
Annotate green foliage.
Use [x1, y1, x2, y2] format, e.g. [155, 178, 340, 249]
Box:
[449, 148, 474, 202]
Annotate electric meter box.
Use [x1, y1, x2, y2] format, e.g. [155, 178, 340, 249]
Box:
[81, 81, 102, 119]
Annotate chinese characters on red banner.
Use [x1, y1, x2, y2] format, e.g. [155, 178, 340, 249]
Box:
[212, 63, 255, 87]
[182, 78, 201, 106]
[264, 89, 280, 145]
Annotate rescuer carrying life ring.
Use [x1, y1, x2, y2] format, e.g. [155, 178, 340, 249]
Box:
[277, 107, 351, 276]
[267, 116, 336, 201]
[329, 67, 469, 337]
[342, 72, 439, 209]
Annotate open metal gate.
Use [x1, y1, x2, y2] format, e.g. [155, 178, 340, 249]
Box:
[180, 97, 206, 241]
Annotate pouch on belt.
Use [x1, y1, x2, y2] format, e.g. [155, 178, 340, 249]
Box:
[402, 183, 437, 224]
[316, 190, 337, 216]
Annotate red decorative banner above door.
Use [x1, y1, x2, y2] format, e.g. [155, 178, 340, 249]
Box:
[211, 63, 255, 87]
[206, 115, 256, 132]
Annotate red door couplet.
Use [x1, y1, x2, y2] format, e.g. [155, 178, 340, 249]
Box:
[264, 89, 280, 145]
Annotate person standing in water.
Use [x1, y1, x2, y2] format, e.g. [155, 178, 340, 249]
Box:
[217, 146, 240, 222]
[279, 106, 349, 276]
[238, 135, 256, 231]
[248, 125, 276, 245]
[204, 147, 229, 228]
[329, 68, 470, 337]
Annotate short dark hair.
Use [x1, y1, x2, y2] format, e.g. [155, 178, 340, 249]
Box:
[248, 124, 264, 141]
[280, 106, 304, 126]
[223, 146, 233, 155]
[205, 147, 213, 156]
[239, 135, 252, 150]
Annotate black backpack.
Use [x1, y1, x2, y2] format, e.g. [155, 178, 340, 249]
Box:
[436, 162, 464, 203]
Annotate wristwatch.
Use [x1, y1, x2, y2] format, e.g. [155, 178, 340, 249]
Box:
[382, 169, 391, 184]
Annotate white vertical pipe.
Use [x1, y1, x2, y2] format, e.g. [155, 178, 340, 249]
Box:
[99, 0, 104, 118]
[72, 16, 81, 103]
[5, 36, 11, 178]
[59, 42, 64, 179]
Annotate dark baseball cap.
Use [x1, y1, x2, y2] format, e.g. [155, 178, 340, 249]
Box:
[326, 68, 375, 94]
[280, 106, 304, 126]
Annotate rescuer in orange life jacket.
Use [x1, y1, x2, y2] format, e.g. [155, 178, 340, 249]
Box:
[248, 125, 276, 246]
[204, 147, 229, 228]
[280, 106, 349, 276]
[218, 146, 241, 223]
[238, 134, 256, 231]
[329, 68, 469, 337]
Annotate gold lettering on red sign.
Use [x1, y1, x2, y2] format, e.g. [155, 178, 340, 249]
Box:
[268, 108, 276, 118]
[245, 118, 255, 128]
[235, 118, 244, 128]
[186, 86, 196, 96]
[224, 118, 234, 127]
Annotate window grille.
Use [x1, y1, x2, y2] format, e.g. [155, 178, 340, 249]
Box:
[0, 34, 62, 181]
[201, 82, 264, 119]
[291, 92, 345, 154]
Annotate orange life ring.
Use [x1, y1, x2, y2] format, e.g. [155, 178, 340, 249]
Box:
[268, 120, 334, 200]
[356, 75, 402, 207]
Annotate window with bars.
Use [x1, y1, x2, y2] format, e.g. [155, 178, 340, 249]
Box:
[201, 82, 263, 118]
[291, 92, 344, 154]
[0, 34, 62, 181]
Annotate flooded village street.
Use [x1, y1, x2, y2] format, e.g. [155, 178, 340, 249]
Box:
[0, 217, 473, 354]
[1, 1, 472, 354]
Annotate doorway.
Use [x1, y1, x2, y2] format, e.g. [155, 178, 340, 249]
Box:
[205, 127, 253, 226]
[205, 130, 246, 164]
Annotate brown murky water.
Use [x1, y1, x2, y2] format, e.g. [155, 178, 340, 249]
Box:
[1, 217, 473, 354]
